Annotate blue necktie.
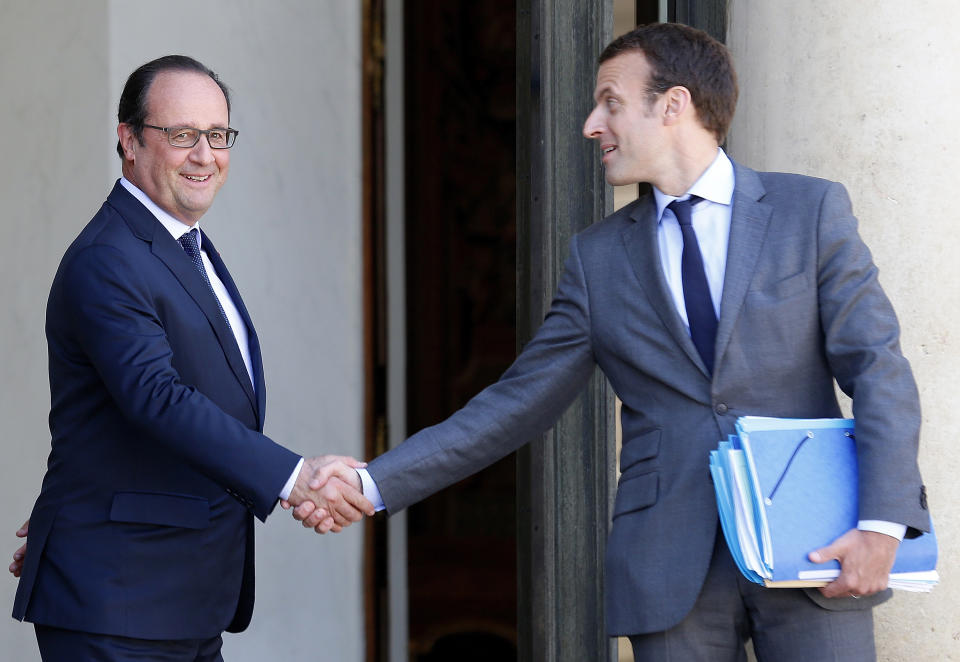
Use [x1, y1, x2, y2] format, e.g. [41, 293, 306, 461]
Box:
[178, 228, 232, 330]
[668, 197, 717, 373]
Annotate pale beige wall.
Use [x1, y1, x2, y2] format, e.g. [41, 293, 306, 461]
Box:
[727, 2, 960, 659]
[0, 2, 112, 656]
[0, 1, 365, 660]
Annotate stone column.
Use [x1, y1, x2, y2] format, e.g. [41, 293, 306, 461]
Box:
[516, 1, 618, 660]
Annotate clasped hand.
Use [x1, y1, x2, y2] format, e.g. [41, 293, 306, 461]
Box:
[280, 455, 375, 534]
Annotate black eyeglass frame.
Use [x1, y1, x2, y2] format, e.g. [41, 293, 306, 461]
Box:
[142, 124, 239, 149]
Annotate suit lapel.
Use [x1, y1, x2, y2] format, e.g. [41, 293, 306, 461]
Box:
[203, 233, 266, 427]
[714, 163, 773, 370]
[110, 183, 261, 423]
[621, 196, 710, 376]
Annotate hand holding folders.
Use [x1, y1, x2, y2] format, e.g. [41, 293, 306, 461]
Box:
[710, 417, 938, 592]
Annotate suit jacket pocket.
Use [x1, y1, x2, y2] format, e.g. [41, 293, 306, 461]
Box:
[110, 491, 210, 530]
[613, 471, 659, 519]
[750, 271, 811, 299]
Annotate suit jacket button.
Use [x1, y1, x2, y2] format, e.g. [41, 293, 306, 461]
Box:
[715, 403, 728, 415]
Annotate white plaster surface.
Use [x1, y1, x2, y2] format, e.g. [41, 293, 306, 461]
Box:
[1, 1, 365, 659]
[727, 2, 960, 659]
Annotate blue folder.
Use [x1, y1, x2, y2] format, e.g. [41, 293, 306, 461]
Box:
[710, 416, 938, 590]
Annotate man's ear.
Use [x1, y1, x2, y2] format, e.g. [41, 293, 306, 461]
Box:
[117, 123, 138, 162]
[662, 86, 692, 126]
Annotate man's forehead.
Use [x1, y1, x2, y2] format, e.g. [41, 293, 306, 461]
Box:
[594, 51, 649, 96]
[145, 70, 228, 121]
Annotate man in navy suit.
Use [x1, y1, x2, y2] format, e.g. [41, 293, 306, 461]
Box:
[9, 55, 373, 661]
[294, 23, 929, 661]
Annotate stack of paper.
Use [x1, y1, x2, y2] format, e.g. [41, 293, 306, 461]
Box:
[709, 416, 938, 591]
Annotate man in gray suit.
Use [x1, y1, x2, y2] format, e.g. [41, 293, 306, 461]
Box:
[296, 23, 929, 661]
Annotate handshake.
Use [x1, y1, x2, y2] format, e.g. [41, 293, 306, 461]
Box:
[280, 454, 376, 534]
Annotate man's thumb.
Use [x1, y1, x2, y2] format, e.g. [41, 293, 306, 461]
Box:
[809, 542, 840, 564]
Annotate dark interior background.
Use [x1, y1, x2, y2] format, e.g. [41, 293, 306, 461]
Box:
[404, 1, 519, 660]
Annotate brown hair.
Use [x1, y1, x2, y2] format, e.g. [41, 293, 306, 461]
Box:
[600, 23, 738, 143]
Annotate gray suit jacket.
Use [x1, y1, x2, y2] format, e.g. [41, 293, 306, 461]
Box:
[368, 161, 930, 636]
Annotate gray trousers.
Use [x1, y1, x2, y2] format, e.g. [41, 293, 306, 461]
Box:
[628, 534, 875, 662]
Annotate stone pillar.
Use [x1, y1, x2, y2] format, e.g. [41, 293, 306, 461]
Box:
[516, 1, 618, 660]
[727, 3, 960, 659]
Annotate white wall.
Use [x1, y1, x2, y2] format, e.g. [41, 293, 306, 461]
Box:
[0, 1, 366, 659]
[727, 2, 960, 659]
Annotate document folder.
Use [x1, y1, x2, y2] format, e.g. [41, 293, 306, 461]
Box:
[709, 416, 938, 591]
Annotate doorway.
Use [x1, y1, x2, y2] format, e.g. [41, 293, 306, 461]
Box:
[402, 1, 519, 659]
[366, 2, 668, 661]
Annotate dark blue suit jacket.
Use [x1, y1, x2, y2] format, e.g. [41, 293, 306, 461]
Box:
[12, 182, 300, 639]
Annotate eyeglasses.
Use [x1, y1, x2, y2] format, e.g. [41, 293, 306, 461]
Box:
[143, 124, 239, 149]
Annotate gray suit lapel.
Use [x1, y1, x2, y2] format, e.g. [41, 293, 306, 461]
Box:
[621, 196, 709, 375]
[714, 163, 773, 370]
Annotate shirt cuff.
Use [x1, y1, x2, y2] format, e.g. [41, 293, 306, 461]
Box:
[356, 467, 386, 512]
[279, 457, 304, 501]
[857, 519, 906, 541]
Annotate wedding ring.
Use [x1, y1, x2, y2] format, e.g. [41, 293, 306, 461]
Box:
[851, 594, 860, 599]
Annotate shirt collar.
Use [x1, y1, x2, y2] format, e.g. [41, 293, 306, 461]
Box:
[119, 177, 204, 249]
[652, 148, 735, 222]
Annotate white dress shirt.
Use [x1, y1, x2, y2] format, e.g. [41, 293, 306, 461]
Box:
[119, 177, 302, 501]
[653, 149, 733, 325]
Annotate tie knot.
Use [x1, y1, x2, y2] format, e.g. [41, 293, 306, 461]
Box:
[178, 228, 200, 256]
[179, 227, 198, 246]
[667, 196, 702, 227]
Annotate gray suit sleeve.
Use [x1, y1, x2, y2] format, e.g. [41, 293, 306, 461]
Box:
[368, 236, 597, 513]
[816, 182, 928, 532]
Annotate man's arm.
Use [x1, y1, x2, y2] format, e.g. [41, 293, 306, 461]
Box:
[61, 243, 303, 520]
[809, 181, 928, 596]
[295, 234, 601, 530]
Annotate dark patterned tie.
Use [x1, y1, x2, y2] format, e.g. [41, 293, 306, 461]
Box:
[178, 228, 232, 330]
[668, 196, 717, 373]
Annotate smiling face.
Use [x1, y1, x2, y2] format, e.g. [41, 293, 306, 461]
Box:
[582, 51, 668, 187]
[118, 70, 230, 225]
